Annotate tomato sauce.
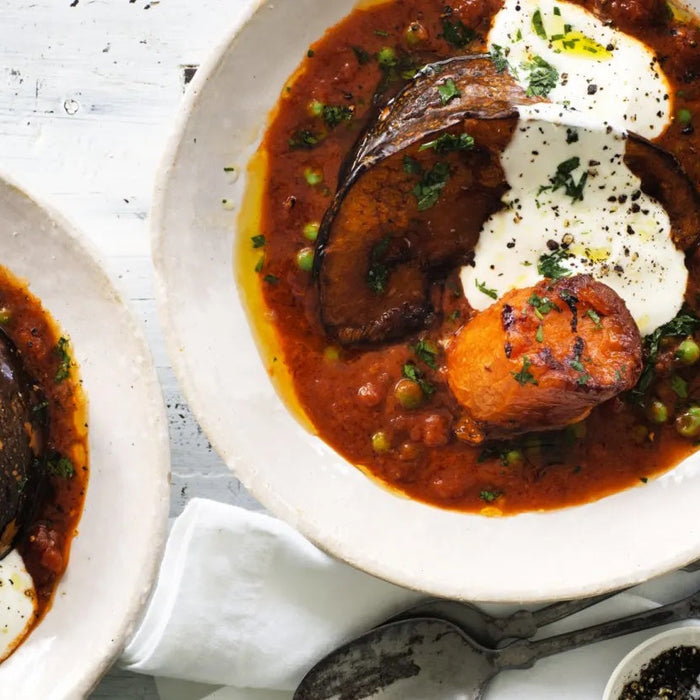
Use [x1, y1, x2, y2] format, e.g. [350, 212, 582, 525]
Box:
[0, 266, 88, 641]
[242, 0, 700, 514]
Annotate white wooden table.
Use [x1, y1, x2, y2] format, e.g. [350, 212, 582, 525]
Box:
[0, 0, 261, 696]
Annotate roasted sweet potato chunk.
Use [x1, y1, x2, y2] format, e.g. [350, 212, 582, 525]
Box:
[446, 275, 642, 444]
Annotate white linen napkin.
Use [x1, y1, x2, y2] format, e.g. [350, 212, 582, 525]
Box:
[119, 498, 421, 690]
[120, 497, 700, 699]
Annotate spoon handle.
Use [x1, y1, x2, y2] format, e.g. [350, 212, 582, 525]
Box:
[498, 589, 700, 669]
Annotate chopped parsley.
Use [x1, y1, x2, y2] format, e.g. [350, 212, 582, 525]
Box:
[352, 45, 371, 65]
[537, 249, 571, 279]
[403, 155, 422, 176]
[671, 373, 689, 398]
[440, 10, 474, 48]
[437, 78, 461, 105]
[288, 129, 322, 149]
[512, 356, 538, 385]
[402, 362, 435, 396]
[480, 489, 501, 502]
[412, 161, 451, 211]
[263, 274, 279, 285]
[475, 279, 498, 300]
[528, 293, 561, 318]
[47, 452, 75, 479]
[254, 255, 265, 273]
[521, 55, 559, 97]
[367, 237, 391, 294]
[586, 308, 602, 328]
[536, 325, 544, 343]
[55, 336, 71, 382]
[532, 9, 547, 39]
[413, 339, 440, 369]
[490, 44, 510, 73]
[322, 104, 354, 129]
[419, 132, 474, 153]
[538, 156, 588, 202]
[251, 234, 265, 249]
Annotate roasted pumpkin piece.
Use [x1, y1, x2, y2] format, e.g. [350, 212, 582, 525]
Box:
[446, 275, 642, 444]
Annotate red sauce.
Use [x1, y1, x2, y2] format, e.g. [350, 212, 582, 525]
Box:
[0, 265, 88, 651]
[243, 0, 700, 514]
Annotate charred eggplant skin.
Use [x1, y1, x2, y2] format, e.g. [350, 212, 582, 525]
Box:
[314, 55, 537, 346]
[0, 328, 47, 559]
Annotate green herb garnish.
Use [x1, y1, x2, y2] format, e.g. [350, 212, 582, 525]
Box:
[538, 156, 588, 202]
[437, 78, 461, 105]
[251, 234, 265, 249]
[528, 293, 561, 318]
[402, 362, 435, 395]
[413, 339, 440, 370]
[55, 337, 71, 382]
[475, 279, 498, 300]
[537, 249, 571, 279]
[412, 161, 451, 210]
[490, 44, 510, 72]
[440, 10, 474, 48]
[367, 237, 391, 294]
[512, 356, 538, 386]
[480, 489, 501, 502]
[522, 55, 559, 97]
[671, 374, 689, 398]
[586, 308, 602, 328]
[535, 325, 544, 343]
[419, 132, 474, 153]
[322, 104, 354, 129]
[47, 453, 75, 479]
[532, 9, 547, 38]
[288, 129, 322, 150]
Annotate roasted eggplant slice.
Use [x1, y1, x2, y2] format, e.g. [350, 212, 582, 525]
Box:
[446, 275, 642, 444]
[625, 134, 700, 253]
[0, 329, 47, 558]
[315, 55, 537, 346]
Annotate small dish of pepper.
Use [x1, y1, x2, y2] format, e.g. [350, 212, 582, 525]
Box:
[604, 626, 700, 700]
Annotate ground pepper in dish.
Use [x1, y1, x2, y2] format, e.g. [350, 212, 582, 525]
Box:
[238, 0, 700, 514]
[618, 645, 700, 699]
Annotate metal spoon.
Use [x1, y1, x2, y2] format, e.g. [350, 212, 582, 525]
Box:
[383, 591, 617, 647]
[294, 584, 700, 699]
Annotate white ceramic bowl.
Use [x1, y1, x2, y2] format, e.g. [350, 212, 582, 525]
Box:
[152, 0, 700, 603]
[0, 175, 170, 698]
[603, 626, 700, 699]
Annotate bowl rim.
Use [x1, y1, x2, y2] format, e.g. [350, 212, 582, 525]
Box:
[0, 170, 171, 696]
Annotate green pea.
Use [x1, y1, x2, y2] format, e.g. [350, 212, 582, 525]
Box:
[405, 22, 426, 45]
[632, 424, 649, 445]
[678, 108, 693, 125]
[676, 406, 700, 438]
[303, 221, 320, 241]
[296, 247, 314, 272]
[394, 378, 423, 409]
[323, 346, 340, 362]
[371, 430, 391, 453]
[377, 46, 397, 67]
[308, 99, 324, 117]
[675, 337, 700, 366]
[304, 168, 323, 186]
[503, 449, 524, 467]
[646, 399, 669, 424]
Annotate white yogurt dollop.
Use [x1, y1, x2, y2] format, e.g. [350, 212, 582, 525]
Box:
[460, 0, 683, 334]
[0, 549, 37, 661]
